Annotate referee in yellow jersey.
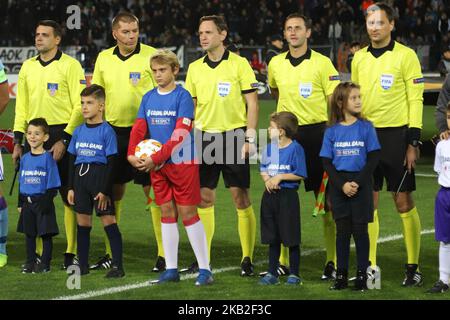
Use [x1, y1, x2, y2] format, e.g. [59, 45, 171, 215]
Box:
[268, 13, 340, 280]
[185, 15, 259, 276]
[91, 12, 165, 272]
[352, 2, 424, 286]
[12, 20, 86, 269]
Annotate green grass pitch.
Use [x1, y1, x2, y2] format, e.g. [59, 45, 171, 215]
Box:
[0, 100, 448, 300]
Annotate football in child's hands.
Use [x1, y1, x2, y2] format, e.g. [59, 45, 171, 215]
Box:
[135, 139, 162, 159]
[134, 139, 164, 170]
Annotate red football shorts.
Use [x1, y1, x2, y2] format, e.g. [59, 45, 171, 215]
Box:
[150, 163, 201, 206]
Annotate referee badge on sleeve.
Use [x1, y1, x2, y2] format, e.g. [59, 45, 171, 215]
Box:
[380, 74, 394, 90]
[47, 83, 58, 96]
[129, 72, 141, 86]
[218, 82, 231, 97]
[299, 82, 312, 98]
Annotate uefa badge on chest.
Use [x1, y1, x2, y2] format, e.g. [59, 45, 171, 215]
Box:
[129, 72, 141, 86]
[47, 83, 58, 96]
[380, 74, 394, 90]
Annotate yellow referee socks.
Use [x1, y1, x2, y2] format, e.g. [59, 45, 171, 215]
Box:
[35, 237, 43, 257]
[322, 211, 336, 265]
[105, 200, 122, 257]
[198, 206, 215, 261]
[150, 204, 164, 258]
[237, 205, 256, 261]
[64, 205, 77, 255]
[279, 245, 289, 267]
[368, 209, 379, 266]
[400, 207, 421, 265]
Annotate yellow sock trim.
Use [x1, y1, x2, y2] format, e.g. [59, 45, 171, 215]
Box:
[322, 211, 336, 265]
[150, 205, 164, 258]
[35, 237, 43, 256]
[400, 207, 421, 265]
[237, 205, 256, 261]
[279, 245, 289, 266]
[368, 209, 379, 266]
[104, 200, 122, 257]
[198, 206, 215, 262]
[64, 205, 77, 254]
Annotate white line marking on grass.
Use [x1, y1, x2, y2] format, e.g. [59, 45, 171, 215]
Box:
[52, 229, 435, 300]
[416, 173, 437, 178]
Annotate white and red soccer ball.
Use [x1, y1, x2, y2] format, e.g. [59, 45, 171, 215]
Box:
[134, 139, 164, 170]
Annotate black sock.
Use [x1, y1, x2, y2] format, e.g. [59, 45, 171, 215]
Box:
[289, 245, 300, 277]
[104, 223, 123, 269]
[25, 234, 36, 264]
[268, 243, 281, 276]
[353, 224, 369, 272]
[41, 235, 53, 266]
[77, 225, 92, 269]
[336, 218, 352, 271]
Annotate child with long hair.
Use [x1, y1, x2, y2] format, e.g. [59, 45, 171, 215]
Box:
[319, 82, 380, 290]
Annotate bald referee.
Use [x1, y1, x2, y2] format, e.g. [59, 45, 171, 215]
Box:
[268, 13, 340, 280]
[352, 2, 424, 286]
[185, 15, 259, 276]
[91, 12, 165, 272]
[12, 20, 86, 269]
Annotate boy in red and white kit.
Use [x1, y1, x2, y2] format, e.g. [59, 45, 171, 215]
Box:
[128, 49, 212, 285]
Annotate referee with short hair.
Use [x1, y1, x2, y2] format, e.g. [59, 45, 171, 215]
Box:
[268, 13, 340, 280]
[351, 2, 424, 287]
[91, 12, 165, 272]
[185, 15, 260, 276]
[12, 20, 86, 269]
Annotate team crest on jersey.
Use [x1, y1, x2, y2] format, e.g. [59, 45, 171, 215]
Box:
[380, 74, 394, 90]
[47, 83, 58, 96]
[299, 82, 312, 98]
[129, 72, 141, 86]
[218, 82, 231, 97]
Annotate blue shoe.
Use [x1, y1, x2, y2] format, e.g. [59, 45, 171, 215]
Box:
[259, 272, 280, 285]
[158, 268, 180, 283]
[195, 269, 213, 286]
[286, 274, 302, 285]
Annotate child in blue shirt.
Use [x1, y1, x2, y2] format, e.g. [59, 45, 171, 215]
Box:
[67, 84, 123, 278]
[17, 118, 61, 273]
[320, 82, 380, 291]
[259, 111, 307, 285]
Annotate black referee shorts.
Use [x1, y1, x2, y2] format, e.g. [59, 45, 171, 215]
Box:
[260, 188, 301, 246]
[373, 126, 415, 192]
[196, 127, 250, 189]
[73, 163, 115, 216]
[294, 122, 326, 192]
[109, 124, 135, 185]
[24, 124, 70, 188]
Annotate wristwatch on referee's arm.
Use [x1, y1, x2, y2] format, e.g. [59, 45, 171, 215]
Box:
[408, 127, 422, 148]
[61, 132, 72, 148]
[245, 136, 256, 144]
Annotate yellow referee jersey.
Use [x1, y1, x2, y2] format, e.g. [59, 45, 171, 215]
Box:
[351, 41, 424, 129]
[268, 49, 340, 125]
[92, 43, 157, 127]
[185, 50, 258, 133]
[14, 50, 86, 135]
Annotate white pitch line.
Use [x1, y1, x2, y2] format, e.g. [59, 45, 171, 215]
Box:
[416, 173, 437, 178]
[52, 228, 435, 300]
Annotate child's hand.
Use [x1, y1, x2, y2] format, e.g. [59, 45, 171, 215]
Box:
[67, 190, 75, 205]
[265, 176, 281, 193]
[17, 207, 22, 214]
[95, 192, 111, 211]
[342, 182, 357, 197]
[127, 155, 145, 169]
[138, 157, 156, 172]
